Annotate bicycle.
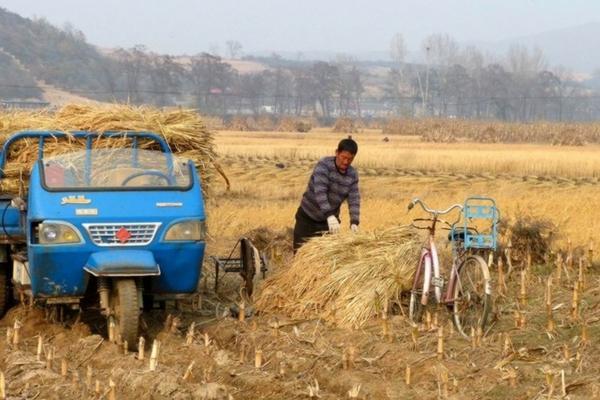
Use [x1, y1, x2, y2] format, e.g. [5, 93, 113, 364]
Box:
[407, 196, 498, 338]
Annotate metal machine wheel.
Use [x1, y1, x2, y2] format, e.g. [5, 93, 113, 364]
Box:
[240, 238, 256, 297]
[110, 279, 139, 349]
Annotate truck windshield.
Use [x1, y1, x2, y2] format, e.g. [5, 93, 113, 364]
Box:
[42, 148, 192, 190]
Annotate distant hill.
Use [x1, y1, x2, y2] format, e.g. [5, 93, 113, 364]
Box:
[472, 22, 600, 74]
[0, 7, 117, 102]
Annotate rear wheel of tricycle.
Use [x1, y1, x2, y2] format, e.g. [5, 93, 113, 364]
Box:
[110, 279, 139, 350]
[452, 255, 491, 338]
[0, 267, 9, 317]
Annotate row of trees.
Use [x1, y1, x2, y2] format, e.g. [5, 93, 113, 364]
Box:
[105, 37, 597, 122]
[2, 5, 599, 122]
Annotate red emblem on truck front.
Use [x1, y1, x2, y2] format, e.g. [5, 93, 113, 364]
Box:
[116, 227, 132, 243]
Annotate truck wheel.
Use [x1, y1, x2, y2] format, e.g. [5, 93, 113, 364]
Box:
[110, 279, 139, 350]
[0, 267, 8, 317]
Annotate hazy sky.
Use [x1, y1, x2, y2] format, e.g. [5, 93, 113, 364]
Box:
[0, 0, 598, 56]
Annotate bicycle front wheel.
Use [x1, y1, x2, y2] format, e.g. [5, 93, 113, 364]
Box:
[452, 255, 491, 338]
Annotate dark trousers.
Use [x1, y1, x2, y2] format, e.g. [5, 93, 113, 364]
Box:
[293, 207, 329, 253]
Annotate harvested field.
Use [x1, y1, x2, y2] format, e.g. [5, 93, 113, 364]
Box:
[2, 124, 600, 399]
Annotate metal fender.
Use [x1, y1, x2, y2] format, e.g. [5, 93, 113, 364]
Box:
[84, 250, 161, 277]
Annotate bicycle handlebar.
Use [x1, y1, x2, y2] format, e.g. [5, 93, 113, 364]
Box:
[408, 198, 463, 216]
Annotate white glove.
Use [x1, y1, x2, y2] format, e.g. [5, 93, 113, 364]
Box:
[350, 224, 359, 233]
[327, 215, 340, 234]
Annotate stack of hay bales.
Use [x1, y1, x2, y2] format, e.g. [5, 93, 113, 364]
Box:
[255, 225, 421, 328]
[0, 104, 217, 195]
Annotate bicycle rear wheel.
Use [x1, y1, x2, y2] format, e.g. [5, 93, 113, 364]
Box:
[452, 255, 491, 338]
[409, 253, 429, 324]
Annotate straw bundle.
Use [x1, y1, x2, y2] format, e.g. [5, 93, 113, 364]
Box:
[255, 225, 421, 328]
[0, 104, 217, 195]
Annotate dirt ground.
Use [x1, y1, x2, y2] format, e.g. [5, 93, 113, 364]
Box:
[1, 240, 599, 400]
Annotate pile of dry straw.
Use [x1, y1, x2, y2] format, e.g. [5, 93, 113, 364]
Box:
[255, 225, 421, 328]
[0, 103, 218, 194]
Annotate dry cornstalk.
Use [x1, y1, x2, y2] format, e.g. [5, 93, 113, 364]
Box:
[497, 257, 505, 296]
[254, 349, 263, 369]
[505, 240, 513, 277]
[203, 332, 210, 347]
[239, 300, 246, 323]
[410, 325, 419, 350]
[502, 333, 513, 356]
[0, 371, 5, 400]
[164, 314, 173, 332]
[149, 339, 160, 371]
[72, 370, 79, 385]
[122, 341, 128, 355]
[437, 326, 444, 360]
[46, 346, 54, 370]
[182, 361, 195, 381]
[571, 283, 579, 320]
[555, 253, 563, 283]
[561, 370, 566, 397]
[138, 337, 145, 360]
[471, 327, 477, 348]
[525, 251, 532, 273]
[563, 344, 571, 362]
[546, 277, 554, 332]
[348, 346, 357, 369]
[36, 335, 43, 361]
[567, 239, 574, 270]
[95, 379, 100, 395]
[578, 259, 585, 292]
[439, 369, 449, 399]
[86, 365, 93, 387]
[581, 322, 589, 345]
[545, 369, 555, 399]
[108, 318, 116, 343]
[185, 322, 195, 345]
[347, 383, 362, 399]
[588, 241, 594, 267]
[109, 379, 116, 400]
[239, 342, 247, 364]
[475, 326, 483, 347]
[5, 328, 12, 345]
[278, 361, 286, 377]
[519, 270, 527, 306]
[405, 365, 411, 386]
[61, 359, 68, 377]
[12, 320, 21, 346]
[425, 311, 432, 331]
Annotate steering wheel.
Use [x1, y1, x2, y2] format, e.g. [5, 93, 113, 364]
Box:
[121, 170, 173, 186]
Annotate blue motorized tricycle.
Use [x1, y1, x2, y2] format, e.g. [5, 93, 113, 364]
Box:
[0, 130, 207, 348]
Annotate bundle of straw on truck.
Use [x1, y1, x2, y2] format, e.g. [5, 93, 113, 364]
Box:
[0, 103, 220, 195]
[255, 225, 420, 328]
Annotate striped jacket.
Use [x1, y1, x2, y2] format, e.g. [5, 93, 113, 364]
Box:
[300, 156, 360, 225]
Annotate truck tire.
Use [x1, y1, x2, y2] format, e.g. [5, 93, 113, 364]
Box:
[0, 267, 8, 317]
[111, 279, 139, 350]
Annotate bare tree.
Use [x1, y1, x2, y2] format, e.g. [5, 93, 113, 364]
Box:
[226, 40, 243, 59]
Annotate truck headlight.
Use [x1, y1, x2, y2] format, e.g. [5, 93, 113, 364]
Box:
[164, 220, 206, 241]
[39, 222, 83, 244]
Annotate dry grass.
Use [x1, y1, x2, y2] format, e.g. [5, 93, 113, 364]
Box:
[255, 225, 420, 328]
[0, 103, 217, 194]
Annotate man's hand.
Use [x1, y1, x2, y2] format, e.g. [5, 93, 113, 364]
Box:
[350, 224, 359, 233]
[327, 215, 340, 234]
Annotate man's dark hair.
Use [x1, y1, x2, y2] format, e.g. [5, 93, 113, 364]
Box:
[337, 138, 358, 155]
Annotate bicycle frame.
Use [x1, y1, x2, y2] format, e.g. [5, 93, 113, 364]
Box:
[413, 220, 465, 307]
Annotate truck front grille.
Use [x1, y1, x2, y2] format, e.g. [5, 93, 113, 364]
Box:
[82, 222, 161, 246]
